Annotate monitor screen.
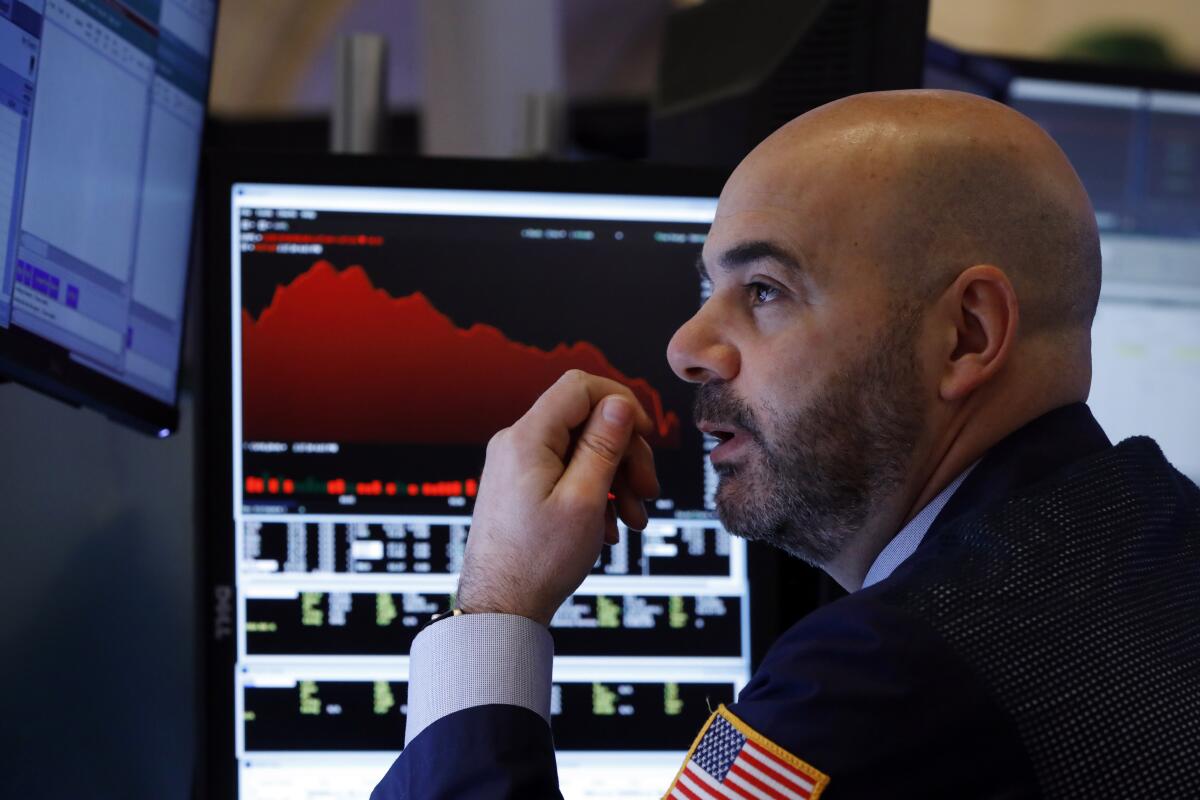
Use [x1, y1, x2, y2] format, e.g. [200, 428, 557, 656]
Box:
[1008, 76, 1200, 482]
[0, 0, 215, 433]
[220, 172, 753, 799]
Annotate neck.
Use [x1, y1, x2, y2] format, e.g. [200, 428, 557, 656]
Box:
[822, 377, 1085, 590]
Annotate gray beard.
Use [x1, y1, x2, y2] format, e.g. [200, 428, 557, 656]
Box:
[694, 309, 926, 567]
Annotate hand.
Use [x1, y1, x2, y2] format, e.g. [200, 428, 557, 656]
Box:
[456, 370, 661, 626]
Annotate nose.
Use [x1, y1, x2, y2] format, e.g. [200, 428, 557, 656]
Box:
[667, 303, 740, 384]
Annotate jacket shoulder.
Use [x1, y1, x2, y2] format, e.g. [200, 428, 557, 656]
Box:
[880, 437, 1200, 797]
[731, 593, 1036, 798]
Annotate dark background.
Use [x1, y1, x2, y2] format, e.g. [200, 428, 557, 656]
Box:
[0, 386, 197, 799]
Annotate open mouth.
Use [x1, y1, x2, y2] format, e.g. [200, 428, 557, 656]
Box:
[698, 421, 748, 450]
[709, 428, 735, 444]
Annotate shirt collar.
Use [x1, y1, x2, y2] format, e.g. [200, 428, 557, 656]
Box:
[861, 464, 976, 590]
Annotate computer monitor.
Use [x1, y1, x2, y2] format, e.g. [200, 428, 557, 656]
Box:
[202, 156, 779, 800]
[0, 0, 216, 434]
[1002, 61, 1200, 482]
[922, 39, 1009, 99]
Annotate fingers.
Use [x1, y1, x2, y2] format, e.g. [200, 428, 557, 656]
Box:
[609, 438, 657, 532]
[621, 435, 660, 501]
[460, 371, 665, 628]
[604, 503, 619, 546]
[611, 471, 648, 532]
[520, 371, 656, 461]
[556, 395, 636, 517]
[609, 437, 656, 533]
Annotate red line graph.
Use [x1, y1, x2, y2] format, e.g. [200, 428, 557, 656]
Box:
[240, 261, 682, 445]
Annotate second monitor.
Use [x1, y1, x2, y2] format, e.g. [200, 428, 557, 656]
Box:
[204, 157, 767, 800]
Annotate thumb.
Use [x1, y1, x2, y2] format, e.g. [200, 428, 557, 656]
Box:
[556, 395, 635, 511]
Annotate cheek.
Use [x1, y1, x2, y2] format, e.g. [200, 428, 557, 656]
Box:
[793, 300, 880, 381]
[746, 316, 863, 424]
[743, 336, 819, 419]
[735, 296, 867, 415]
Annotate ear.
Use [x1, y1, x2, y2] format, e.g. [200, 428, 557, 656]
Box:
[938, 264, 1019, 402]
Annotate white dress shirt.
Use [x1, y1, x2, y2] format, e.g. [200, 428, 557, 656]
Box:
[403, 467, 974, 744]
[861, 465, 974, 588]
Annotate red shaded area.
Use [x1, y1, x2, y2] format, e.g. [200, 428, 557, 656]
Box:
[241, 261, 681, 445]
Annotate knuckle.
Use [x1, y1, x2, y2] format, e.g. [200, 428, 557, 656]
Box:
[579, 430, 622, 465]
[486, 428, 510, 454]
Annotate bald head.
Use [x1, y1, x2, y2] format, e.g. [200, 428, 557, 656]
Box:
[731, 89, 1101, 337]
[670, 90, 1104, 587]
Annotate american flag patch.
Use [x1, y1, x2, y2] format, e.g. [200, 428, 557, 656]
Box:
[664, 705, 829, 800]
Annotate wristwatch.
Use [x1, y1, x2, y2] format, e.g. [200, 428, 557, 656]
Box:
[420, 606, 464, 632]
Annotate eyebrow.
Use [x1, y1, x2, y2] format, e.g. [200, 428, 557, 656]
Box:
[695, 239, 807, 281]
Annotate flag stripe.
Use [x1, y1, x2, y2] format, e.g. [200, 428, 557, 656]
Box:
[687, 763, 741, 799]
[713, 769, 762, 800]
[682, 766, 730, 800]
[674, 770, 710, 800]
[735, 754, 808, 799]
[723, 769, 777, 800]
[740, 749, 813, 797]
[744, 741, 816, 790]
[728, 763, 789, 800]
[670, 773, 706, 800]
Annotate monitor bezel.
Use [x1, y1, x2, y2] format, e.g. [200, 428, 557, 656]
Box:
[927, 40, 1200, 96]
[0, 319, 180, 434]
[993, 54, 1200, 94]
[198, 152, 794, 799]
[0, 2, 221, 437]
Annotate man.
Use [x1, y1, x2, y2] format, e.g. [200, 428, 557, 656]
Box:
[372, 90, 1200, 798]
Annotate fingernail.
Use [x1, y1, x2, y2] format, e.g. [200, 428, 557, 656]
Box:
[603, 396, 632, 424]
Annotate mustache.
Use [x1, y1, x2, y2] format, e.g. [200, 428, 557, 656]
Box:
[693, 383, 763, 443]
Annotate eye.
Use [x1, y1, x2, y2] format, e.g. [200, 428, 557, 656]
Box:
[748, 282, 780, 305]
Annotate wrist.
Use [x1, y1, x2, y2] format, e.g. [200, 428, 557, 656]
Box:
[456, 589, 554, 627]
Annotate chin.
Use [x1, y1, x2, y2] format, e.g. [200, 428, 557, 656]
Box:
[713, 471, 848, 568]
[713, 473, 761, 534]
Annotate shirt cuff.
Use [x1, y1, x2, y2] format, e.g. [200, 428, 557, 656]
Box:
[404, 612, 555, 746]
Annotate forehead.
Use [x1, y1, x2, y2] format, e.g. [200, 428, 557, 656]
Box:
[710, 120, 907, 253]
[704, 153, 837, 274]
[704, 127, 902, 277]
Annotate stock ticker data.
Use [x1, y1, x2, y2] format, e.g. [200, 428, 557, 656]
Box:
[230, 183, 745, 800]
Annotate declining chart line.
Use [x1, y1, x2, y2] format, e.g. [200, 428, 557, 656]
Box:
[241, 260, 682, 446]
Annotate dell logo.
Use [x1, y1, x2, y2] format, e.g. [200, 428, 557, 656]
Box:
[213, 585, 234, 640]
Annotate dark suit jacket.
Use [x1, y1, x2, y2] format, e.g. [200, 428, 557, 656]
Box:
[373, 404, 1200, 798]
